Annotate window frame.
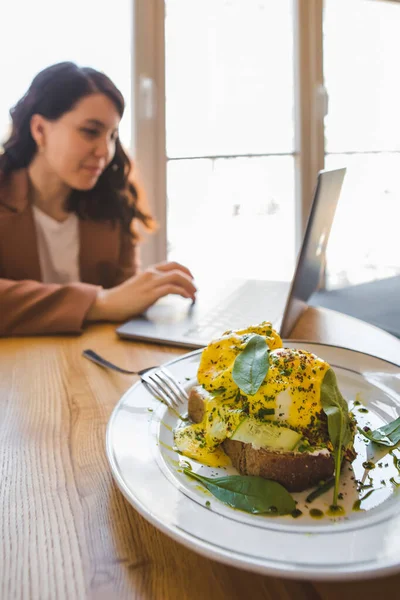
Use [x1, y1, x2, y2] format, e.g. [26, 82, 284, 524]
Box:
[131, 0, 323, 266]
[132, 0, 167, 268]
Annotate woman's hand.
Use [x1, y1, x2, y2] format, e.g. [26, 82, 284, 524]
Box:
[86, 261, 196, 322]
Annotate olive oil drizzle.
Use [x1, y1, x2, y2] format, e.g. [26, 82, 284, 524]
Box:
[169, 408, 189, 422]
[352, 488, 378, 511]
[159, 441, 173, 451]
[327, 505, 345, 517]
[390, 450, 400, 475]
[362, 461, 375, 470]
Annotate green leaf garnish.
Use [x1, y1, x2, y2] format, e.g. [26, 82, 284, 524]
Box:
[232, 334, 269, 396]
[357, 417, 400, 448]
[183, 468, 295, 515]
[320, 368, 353, 507]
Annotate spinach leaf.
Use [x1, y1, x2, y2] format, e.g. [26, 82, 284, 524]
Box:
[358, 417, 400, 447]
[183, 468, 295, 515]
[232, 334, 269, 396]
[320, 368, 353, 506]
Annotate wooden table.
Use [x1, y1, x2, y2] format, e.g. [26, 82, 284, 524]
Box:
[1, 306, 400, 600]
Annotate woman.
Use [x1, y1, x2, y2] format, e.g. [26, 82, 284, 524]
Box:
[0, 62, 196, 336]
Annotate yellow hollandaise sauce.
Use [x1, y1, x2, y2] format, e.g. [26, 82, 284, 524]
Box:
[174, 398, 244, 467]
[174, 323, 332, 465]
[197, 322, 283, 403]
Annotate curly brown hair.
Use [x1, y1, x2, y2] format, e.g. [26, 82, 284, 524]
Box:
[0, 61, 155, 238]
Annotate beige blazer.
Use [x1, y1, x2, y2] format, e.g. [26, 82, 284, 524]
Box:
[0, 169, 139, 336]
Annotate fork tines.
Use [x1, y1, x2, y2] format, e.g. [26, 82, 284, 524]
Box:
[141, 367, 188, 409]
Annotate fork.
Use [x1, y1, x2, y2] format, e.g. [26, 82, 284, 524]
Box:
[82, 349, 188, 409]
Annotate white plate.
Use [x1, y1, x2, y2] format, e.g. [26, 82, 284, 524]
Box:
[106, 342, 400, 581]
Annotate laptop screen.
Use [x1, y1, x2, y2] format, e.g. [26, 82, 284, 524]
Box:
[280, 168, 346, 338]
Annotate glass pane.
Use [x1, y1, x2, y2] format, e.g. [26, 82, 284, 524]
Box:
[324, 0, 400, 287]
[324, 0, 400, 153]
[325, 153, 400, 288]
[165, 0, 294, 157]
[0, 0, 131, 148]
[167, 157, 295, 283]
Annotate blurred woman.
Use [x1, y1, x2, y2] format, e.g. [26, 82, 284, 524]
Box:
[0, 62, 196, 336]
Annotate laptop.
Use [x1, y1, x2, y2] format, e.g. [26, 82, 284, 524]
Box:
[117, 168, 346, 348]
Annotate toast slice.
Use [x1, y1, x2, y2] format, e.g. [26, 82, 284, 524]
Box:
[188, 386, 335, 492]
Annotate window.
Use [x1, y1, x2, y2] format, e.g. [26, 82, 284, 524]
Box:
[165, 0, 296, 283]
[136, 0, 399, 290]
[323, 0, 400, 287]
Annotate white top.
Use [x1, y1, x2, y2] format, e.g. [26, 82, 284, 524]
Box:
[32, 205, 80, 284]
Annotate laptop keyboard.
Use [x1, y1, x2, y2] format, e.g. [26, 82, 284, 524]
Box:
[184, 280, 284, 340]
